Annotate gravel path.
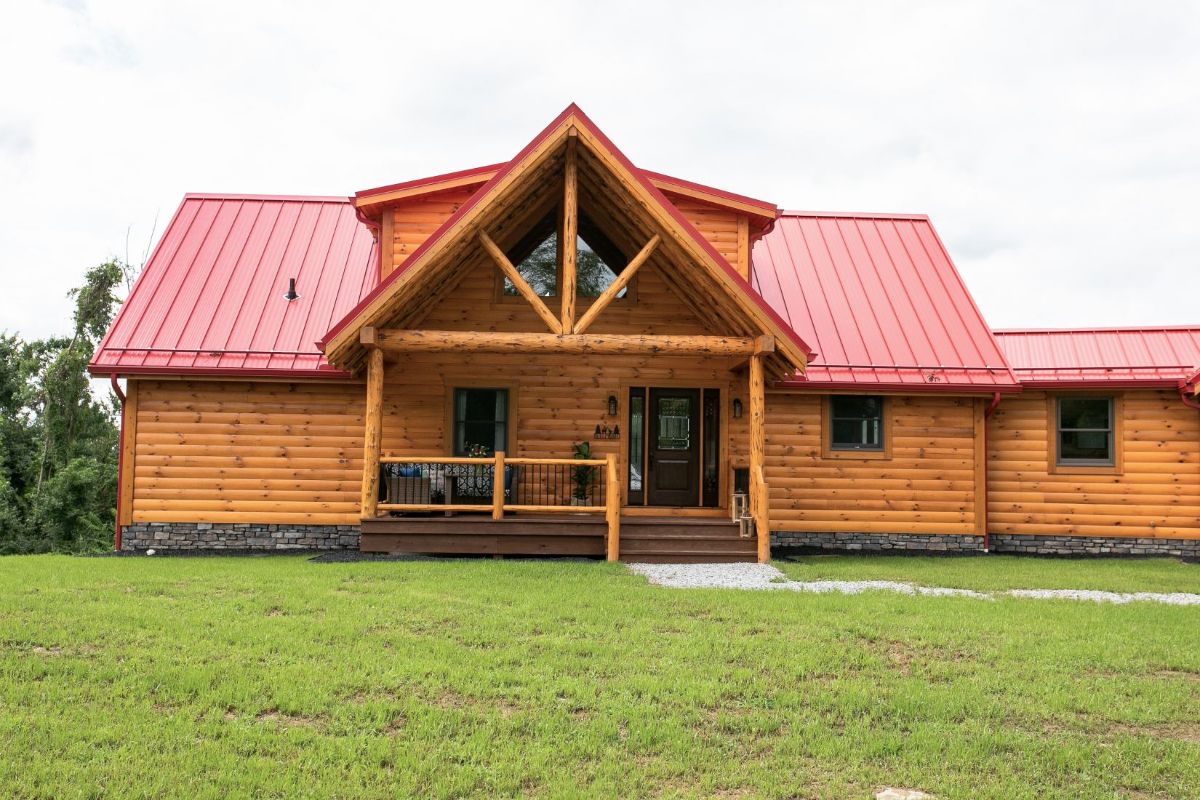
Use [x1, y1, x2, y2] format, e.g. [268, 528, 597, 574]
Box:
[627, 562, 1200, 606]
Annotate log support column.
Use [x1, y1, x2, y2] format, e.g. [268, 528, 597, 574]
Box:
[360, 344, 385, 520]
[749, 352, 770, 563]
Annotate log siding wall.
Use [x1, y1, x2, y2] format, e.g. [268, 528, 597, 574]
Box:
[765, 393, 982, 536]
[130, 380, 364, 525]
[987, 389, 1200, 540]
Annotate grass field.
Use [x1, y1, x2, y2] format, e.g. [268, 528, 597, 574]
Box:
[1, 555, 1197, 799]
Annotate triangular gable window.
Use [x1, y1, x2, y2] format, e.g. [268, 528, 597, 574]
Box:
[501, 211, 628, 300]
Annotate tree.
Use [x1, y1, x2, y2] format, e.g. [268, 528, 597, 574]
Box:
[0, 260, 125, 553]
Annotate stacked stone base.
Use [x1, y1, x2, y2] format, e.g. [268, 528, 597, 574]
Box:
[771, 531, 984, 552]
[771, 530, 1200, 558]
[121, 522, 360, 552]
[990, 534, 1200, 558]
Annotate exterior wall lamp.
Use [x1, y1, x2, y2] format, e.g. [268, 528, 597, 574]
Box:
[732, 398, 743, 419]
[607, 395, 618, 417]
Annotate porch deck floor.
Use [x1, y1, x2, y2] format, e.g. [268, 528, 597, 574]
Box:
[359, 513, 758, 563]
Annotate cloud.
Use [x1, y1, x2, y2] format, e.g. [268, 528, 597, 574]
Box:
[0, 0, 1197, 341]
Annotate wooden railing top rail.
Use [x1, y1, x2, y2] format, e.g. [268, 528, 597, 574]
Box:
[378, 455, 608, 467]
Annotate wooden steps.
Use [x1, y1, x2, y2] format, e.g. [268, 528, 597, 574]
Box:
[618, 516, 755, 563]
[360, 512, 757, 563]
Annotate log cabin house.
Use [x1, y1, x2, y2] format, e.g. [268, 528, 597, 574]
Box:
[88, 105, 1200, 562]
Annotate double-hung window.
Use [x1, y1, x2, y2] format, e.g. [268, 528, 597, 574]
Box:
[1056, 396, 1114, 466]
[453, 388, 509, 456]
[829, 396, 884, 451]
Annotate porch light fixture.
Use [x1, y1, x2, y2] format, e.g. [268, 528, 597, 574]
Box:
[607, 395, 618, 417]
[732, 398, 743, 419]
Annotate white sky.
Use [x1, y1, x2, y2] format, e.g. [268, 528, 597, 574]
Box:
[2, 0, 1198, 341]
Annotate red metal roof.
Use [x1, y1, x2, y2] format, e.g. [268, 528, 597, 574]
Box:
[994, 327, 1200, 388]
[89, 194, 376, 378]
[752, 212, 1020, 391]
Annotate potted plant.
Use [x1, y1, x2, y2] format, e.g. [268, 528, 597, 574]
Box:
[570, 441, 596, 507]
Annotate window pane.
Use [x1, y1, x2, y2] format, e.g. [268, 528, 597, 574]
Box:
[830, 395, 883, 449]
[831, 396, 881, 419]
[577, 238, 624, 299]
[657, 397, 691, 450]
[454, 388, 508, 456]
[628, 391, 644, 495]
[1059, 397, 1110, 430]
[503, 235, 557, 297]
[1060, 430, 1112, 462]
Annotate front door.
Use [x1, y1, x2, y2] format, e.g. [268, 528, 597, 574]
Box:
[646, 388, 700, 506]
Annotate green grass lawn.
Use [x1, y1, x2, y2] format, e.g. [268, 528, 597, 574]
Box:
[777, 554, 1200, 594]
[1, 556, 1197, 799]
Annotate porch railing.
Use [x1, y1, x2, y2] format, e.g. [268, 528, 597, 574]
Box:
[374, 453, 620, 561]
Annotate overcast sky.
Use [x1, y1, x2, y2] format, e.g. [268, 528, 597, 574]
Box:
[2, 0, 1198, 341]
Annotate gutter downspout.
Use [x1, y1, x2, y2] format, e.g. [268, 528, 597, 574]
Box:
[981, 391, 1002, 553]
[1180, 386, 1200, 411]
[110, 374, 125, 551]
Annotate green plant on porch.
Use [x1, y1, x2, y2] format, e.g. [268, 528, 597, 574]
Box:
[571, 441, 596, 503]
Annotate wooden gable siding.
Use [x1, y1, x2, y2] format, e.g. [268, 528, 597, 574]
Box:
[415, 248, 716, 335]
[383, 190, 748, 283]
[663, 195, 748, 278]
[764, 394, 982, 535]
[378, 352, 749, 504]
[987, 389, 1200, 539]
[385, 187, 477, 278]
[130, 379, 364, 525]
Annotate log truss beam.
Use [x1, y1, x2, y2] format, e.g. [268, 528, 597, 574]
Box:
[573, 234, 660, 335]
[478, 230, 562, 334]
[560, 132, 578, 333]
[374, 329, 757, 357]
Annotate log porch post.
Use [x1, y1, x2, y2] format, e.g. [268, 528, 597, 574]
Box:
[360, 340, 385, 520]
[493, 451, 506, 520]
[605, 453, 620, 562]
[749, 351, 770, 563]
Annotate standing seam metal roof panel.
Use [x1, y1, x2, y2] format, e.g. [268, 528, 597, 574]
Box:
[994, 328, 1200, 386]
[752, 212, 1020, 390]
[89, 194, 377, 377]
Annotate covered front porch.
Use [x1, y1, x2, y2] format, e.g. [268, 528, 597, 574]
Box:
[354, 334, 774, 562]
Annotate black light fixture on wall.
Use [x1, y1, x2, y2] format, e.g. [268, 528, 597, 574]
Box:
[732, 398, 743, 419]
[607, 395, 618, 417]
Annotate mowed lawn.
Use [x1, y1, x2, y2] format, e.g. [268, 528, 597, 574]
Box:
[1, 556, 1197, 799]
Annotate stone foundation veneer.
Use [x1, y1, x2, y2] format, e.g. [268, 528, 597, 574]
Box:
[121, 522, 360, 552]
[989, 534, 1200, 558]
[772, 531, 1200, 558]
[771, 531, 984, 552]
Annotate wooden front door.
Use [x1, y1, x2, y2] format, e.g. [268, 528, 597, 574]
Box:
[646, 388, 701, 506]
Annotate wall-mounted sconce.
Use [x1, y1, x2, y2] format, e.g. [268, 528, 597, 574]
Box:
[607, 395, 618, 417]
[732, 398, 743, 419]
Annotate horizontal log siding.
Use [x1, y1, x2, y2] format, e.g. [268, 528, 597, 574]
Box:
[131, 380, 364, 525]
[387, 187, 477, 277]
[987, 389, 1200, 539]
[765, 394, 980, 535]
[668, 197, 742, 270]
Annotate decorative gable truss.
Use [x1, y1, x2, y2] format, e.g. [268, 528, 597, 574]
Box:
[320, 105, 811, 381]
